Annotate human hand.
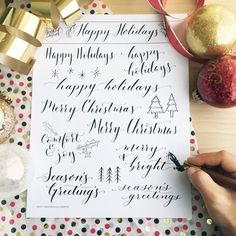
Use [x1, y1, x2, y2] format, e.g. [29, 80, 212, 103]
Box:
[187, 151, 236, 236]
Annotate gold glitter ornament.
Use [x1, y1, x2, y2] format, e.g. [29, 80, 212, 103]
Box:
[186, 4, 236, 59]
[0, 92, 15, 143]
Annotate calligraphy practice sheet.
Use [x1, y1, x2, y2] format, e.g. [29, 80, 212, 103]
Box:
[27, 15, 191, 218]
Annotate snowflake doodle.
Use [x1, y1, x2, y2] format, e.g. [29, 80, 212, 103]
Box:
[78, 70, 86, 79]
[91, 67, 101, 78]
[67, 68, 74, 74]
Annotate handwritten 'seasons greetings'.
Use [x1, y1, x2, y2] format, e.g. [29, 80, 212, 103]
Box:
[27, 15, 191, 218]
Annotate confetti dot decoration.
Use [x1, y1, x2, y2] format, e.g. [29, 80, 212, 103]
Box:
[0, 0, 218, 235]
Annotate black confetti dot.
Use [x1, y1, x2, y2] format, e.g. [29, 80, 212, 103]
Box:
[57, 233, 63, 236]
[40, 218, 46, 222]
[41, 234, 46, 236]
[22, 121, 27, 127]
[81, 227, 87, 233]
[26, 3, 31, 8]
[128, 218, 133, 222]
[191, 130, 195, 135]
[104, 12, 109, 15]
[198, 213, 203, 218]
[202, 232, 207, 236]
[14, 195, 19, 200]
[21, 104, 26, 109]
[21, 224, 26, 230]
[115, 227, 121, 233]
[1, 200, 6, 205]
[97, 230, 102, 235]
[154, 218, 159, 224]
[11, 228, 16, 233]
[71, 221, 76, 227]
[81, 218, 86, 224]
[44, 224, 49, 229]
[106, 218, 111, 220]
[27, 76, 32, 81]
[60, 224, 65, 229]
[74, 234, 79, 236]
[95, 219, 100, 224]
[138, 219, 143, 224]
[17, 142, 23, 146]
[21, 207, 26, 213]
[90, 9, 95, 14]
[7, 87, 12, 92]
[189, 117, 192, 122]
[21, 90, 26, 96]
[165, 229, 170, 235]
[190, 230, 196, 235]
[214, 226, 219, 231]
[7, 73, 12, 78]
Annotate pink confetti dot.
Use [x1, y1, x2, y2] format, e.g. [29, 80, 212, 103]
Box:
[26, 144, 30, 150]
[51, 224, 56, 230]
[90, 228, 96, 233]
[194, 194, 200, 201]
[137, 228, 142, 233]
[177, 218, 183, 222]
[0, 73, 4, 79]
[10, 202, 15, 207]
[126, 227, 131, 232]
[183, 224, 188, 230]
[4, 234, 8, 236]
[192, 205, 198, 211]
[19, 113, 24, 118]
[16, 213, 21, 218]
[67, 229, 72, 235]
[174, 226, 179, 232]
[196, 222, 202, 227]
[9, 80, 14, 85]
[104, 224, 110, 229]
[102, 3, 106, 8]
[9, 219, 14, 224]
[32, 225, 37, 230]
[1, 216, 6, 221]
[65, 218, 70, 222]
[92, 3, 97, 7]
[29, 92, 32, 97]
[19, 82, 24, 86]
[20, 4, 25, 8]
[190, 138, 195, 144]
[18, 128, 23, 133]
[154, 231, 160, 236]
[16, 98, 21, 103]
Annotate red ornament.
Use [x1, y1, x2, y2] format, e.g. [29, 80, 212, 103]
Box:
[197, 56, 236, 108]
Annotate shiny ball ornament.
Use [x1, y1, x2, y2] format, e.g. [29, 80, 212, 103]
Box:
[0, 95, 15, 143]
[0, 144, 33, 198]
[197, 56, 236, 108]
[186, 4, 236, 59]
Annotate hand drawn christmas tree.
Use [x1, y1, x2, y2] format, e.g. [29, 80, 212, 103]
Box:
[166, 93, 178, 118]
[114, 166, 121, 183]
[106, 168, 113, 184]
[147, 95, 164, 119]
[98, 167, 104, 182]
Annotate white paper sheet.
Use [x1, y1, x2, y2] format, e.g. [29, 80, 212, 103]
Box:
[27, 14, 191, 218]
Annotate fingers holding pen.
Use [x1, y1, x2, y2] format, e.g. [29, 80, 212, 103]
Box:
[187, 151, 236, 175]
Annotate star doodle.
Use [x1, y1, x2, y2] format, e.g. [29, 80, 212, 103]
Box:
[68, 68, 74, 74]
[78, 70, 86, 79]
[91, 67, 101, 78]
[51, 69, 59, 78]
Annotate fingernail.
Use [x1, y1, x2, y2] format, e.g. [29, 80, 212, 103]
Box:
[187, 167, 198, 179]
